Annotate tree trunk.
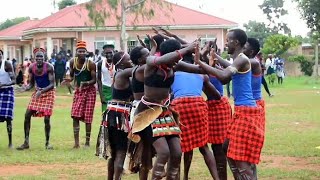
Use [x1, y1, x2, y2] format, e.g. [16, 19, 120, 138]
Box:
[120, 0, 127, 52]
[315, 38, 319, 78]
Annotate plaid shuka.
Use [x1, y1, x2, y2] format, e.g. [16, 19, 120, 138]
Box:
[226, 106, 264, 164]
[27, 89, 55, 117]
[256, 99, 266, 132]
[0, 87, 14, 121]
[171, 97, 208, 153]
[207, 96, 232, 144]
[71, 85, 96, 124]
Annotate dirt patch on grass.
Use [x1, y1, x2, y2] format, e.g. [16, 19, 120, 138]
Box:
[0, 162, 106, 177]
[261, 155, 320, 171]
[288, 90, 320, 95]
[266, 103, 291, 107]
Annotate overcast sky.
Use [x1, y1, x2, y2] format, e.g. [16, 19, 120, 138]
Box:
[0, 0, 310, 36]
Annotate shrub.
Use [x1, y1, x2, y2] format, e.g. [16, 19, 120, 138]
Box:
[288, 55, 314, 76]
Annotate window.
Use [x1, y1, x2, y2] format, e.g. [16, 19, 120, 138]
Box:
[197, 34, 216, 47]
[127, 40, 138, 53]
[35, 40, 40, 48]
[94, 37, 115, 52]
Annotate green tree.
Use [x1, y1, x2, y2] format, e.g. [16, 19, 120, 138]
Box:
[86, 0, 169, 51]
[259, 0, 291, 34]
[0, 17, 30, 30]
[58, 0, 77, 10]
[296, 0, 320, 77]
[243, 20, 274, 46]
[261, 34, 299, 56]
[296, 0, 320, 32]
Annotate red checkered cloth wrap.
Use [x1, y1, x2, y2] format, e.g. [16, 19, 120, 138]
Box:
[226, 106, 264, 164]
[27, 89, 55, 117]
[256, 99, 266, 132]
[171, 96, 208, 153]
[71, 85, 96, 124]
[207, 96, 232, 144]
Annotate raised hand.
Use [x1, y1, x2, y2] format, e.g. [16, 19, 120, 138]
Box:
[137, 34, 141, 40]
[137, 34, 146, 48]
[159, 27, 175, 37]
[194, 43, 201, 64]
[147, 34, 157, 48]
[185, 41, 198, 53]
[152, 27, 160, 34]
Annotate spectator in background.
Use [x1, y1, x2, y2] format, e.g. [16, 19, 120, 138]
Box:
[256, 52, 273, 97]
[94, 49, 101, 63]
[65, 55, 74, 94]
[23, 57, 31, 86]
[87, 52, 94, 62]
[59, 47, 66, 58]
[51, 49, 57, 60]
[67, 49, 72, 57]
[275, 57, 285, 85]
[54, 54, 66, 87]
[6, 58, 12, 65]
[266, 54, 276, 85]
[16, 63, 24, 86]
[12, 58, 17, 74]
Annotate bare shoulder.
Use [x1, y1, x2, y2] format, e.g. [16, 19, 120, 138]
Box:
[46, 62, 54, 71]
[238, 53, 250, 61]
[233, 53, 249, 66]
[69, 58, 75, 64]
[88, 60, 96, 70]
[28, 63, 35, 69]
[146, 56, 157, 64]
[137, 64, 146, 73]
[250, 58, 262, 74]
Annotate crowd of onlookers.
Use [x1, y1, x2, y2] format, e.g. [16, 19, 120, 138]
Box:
[6, 47, 111, 94]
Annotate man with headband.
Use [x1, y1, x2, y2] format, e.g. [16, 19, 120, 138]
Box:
[95, 44, 115, 155]
[17, 48, 55, 150]
[195, 29, 263, 179]
[63, 41, 97, 148]
[97, 44, 115, 105]
[0, 49, 16, 148]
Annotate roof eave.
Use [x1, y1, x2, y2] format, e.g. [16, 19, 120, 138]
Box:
[23, 24, 238, 35]
[0, 36, 21, 40]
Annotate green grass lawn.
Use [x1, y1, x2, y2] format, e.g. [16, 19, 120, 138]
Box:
[0, 76, 319, 179]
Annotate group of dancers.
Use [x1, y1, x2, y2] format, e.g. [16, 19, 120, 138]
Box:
[0, 27, 265, 180]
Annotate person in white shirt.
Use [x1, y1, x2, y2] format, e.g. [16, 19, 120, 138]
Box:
[0, 50, 16, 148]
[266, 54, 276, 85]
[95, 44, 115, 156]
[65, 57, 74, 94]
